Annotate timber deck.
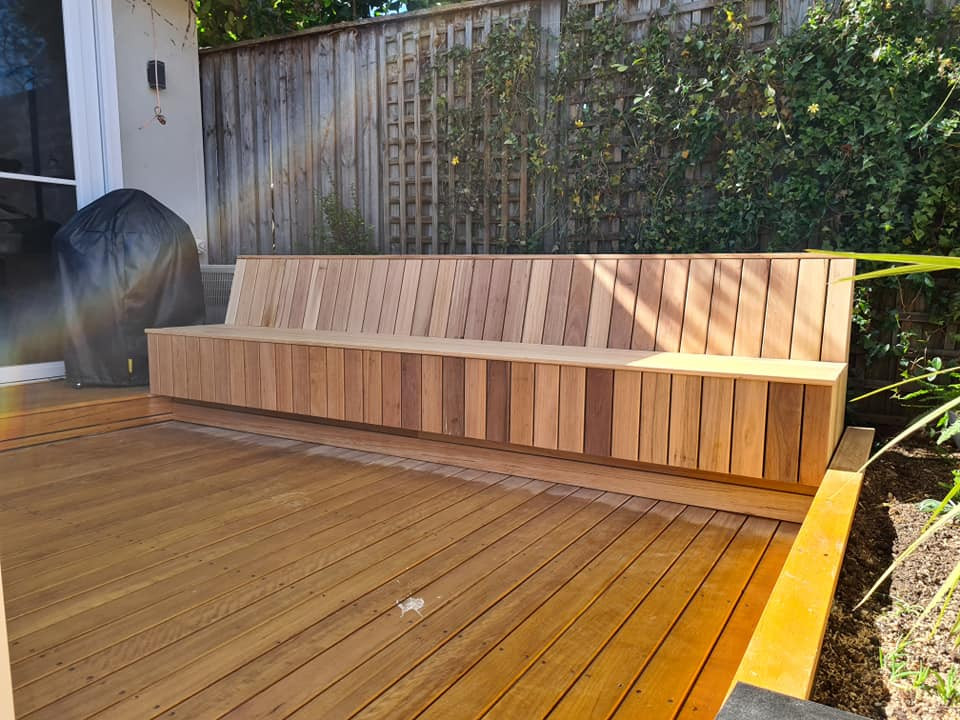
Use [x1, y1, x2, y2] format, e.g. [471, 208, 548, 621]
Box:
[0, 381, 169, 451]
[1, 422, 797, 720]
[0, 382, 145, 415]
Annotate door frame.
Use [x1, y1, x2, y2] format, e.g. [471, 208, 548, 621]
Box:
[63, 0, 124, 206]
[0, 0, 123, 384]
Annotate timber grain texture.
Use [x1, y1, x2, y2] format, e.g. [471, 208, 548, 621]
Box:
[222, 254, 854, 364]
[200, 0, 817, 259]
[150, 333, 842, 488]
[150, 253, 854, 490]
[0, 383, 171, 451]
[731, 427, 875, 700]
[171, 402, 813, 522]
[0, 422, 798, 720]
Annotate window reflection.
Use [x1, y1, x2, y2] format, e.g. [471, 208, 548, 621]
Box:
[0, 0, 74, 180]
[0, 179, 74, 365]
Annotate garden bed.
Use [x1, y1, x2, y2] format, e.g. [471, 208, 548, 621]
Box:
[812, 434, 960, 720]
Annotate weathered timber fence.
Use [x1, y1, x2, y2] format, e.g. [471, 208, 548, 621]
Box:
[200, 0, 813, 263]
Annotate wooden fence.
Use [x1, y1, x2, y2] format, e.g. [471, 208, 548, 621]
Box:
[200, 0, 811, 263]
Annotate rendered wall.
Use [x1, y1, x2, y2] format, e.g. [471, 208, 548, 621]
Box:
[111, 0, 208, 258]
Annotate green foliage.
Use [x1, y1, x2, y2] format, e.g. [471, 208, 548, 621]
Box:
[770, 3, 958, 253]
[426, 20, 546, 249]
[552, 6, 785, 249]
[840, 254, 960, 658]
[428, 0, 960, 254]
[580, 0, 959, 371]
[312, 187, 375, 254]
[194, 0, 453, 46]
[428, 0, 959, 370]
[881, 638, 960, 704]
[549, 0, 960, 254]
[917, 469, 960, 517]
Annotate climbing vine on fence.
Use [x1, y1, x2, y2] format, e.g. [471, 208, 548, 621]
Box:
[426, 0, 960, 372]
[552, 6, 785, 251]
[428, 0, 960, 253]
[425, 20, 546, 250]
[551, 9, 639, 246]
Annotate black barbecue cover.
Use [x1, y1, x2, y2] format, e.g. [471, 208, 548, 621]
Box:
[55, 189, 205, 386]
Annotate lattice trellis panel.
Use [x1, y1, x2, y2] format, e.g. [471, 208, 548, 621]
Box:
[381, 2, 537, 254]
[581, 0, 781, 43]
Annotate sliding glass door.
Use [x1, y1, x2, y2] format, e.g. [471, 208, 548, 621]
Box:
[0, 0, 77, 382]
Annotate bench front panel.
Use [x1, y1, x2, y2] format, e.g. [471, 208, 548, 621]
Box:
[149, 334, 843, 487]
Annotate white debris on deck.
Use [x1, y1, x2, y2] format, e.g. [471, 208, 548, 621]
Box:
[396, 596, 425, 617]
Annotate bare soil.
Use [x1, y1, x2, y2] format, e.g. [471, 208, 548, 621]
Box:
[811, 433, 960, 720]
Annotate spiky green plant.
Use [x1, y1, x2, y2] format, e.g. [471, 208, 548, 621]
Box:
[819, 250, 960, 642]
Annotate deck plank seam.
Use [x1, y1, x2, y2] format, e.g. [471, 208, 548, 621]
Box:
[412, 501, 694, 720]
[16, 473, 548, 718]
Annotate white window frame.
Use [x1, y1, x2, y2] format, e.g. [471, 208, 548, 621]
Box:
[63, 0, 124, 205]
[0, 0, 123, 384]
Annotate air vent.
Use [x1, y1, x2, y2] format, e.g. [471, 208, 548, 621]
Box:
[200, 264, 235, 323]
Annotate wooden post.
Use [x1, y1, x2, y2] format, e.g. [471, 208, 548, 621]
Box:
[0, 562, 15, 720]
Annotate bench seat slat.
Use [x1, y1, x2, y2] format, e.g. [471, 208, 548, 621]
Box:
[149, 253, 857, 495]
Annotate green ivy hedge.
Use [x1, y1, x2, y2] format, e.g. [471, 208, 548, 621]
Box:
[553, 0, 960, 257]
[431, 0, 960, 378]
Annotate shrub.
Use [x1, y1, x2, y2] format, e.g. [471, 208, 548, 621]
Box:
[313, 187, 375, 255]
[433, 0, 960, 374]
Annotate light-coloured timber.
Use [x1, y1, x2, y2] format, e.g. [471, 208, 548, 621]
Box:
[148, 325, 847, 386]
[0, 382, 171, 450]
[171, 402, 813, 523]
[0, 423, 798, 719]
[149, 333, 842, 489]
[731, 426, 875, 699]
[0, 383, 145, 416]
[147, 253, 856, 492]
[222, 255, 854, 364]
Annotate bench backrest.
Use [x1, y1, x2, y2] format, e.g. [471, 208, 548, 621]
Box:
[225, 254, 855, 362]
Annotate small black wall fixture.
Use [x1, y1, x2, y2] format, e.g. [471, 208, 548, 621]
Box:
[147, 60, 166, 90]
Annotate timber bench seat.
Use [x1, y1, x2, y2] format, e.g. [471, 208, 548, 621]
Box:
[147, 252, 856, 493]
[148, 324, 848, 488]
[147, 325, 847, 385]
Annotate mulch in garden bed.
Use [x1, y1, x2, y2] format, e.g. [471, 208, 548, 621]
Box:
[811, 432, 960, 720]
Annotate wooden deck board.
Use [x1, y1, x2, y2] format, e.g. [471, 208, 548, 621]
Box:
[12, 463, 490, 678]
[674, 523, 798, 719]
[415, 502, 695, 718]
[158, 484, 591, 718]
[611, 517, 777, 718]
[5, 449, 423, 622]
[0, 383, 145, 417]
[0, 381, 169, 451]
[1, 423, 797, 720]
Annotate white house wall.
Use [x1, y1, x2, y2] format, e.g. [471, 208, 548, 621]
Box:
[111, 0, 208, 258]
